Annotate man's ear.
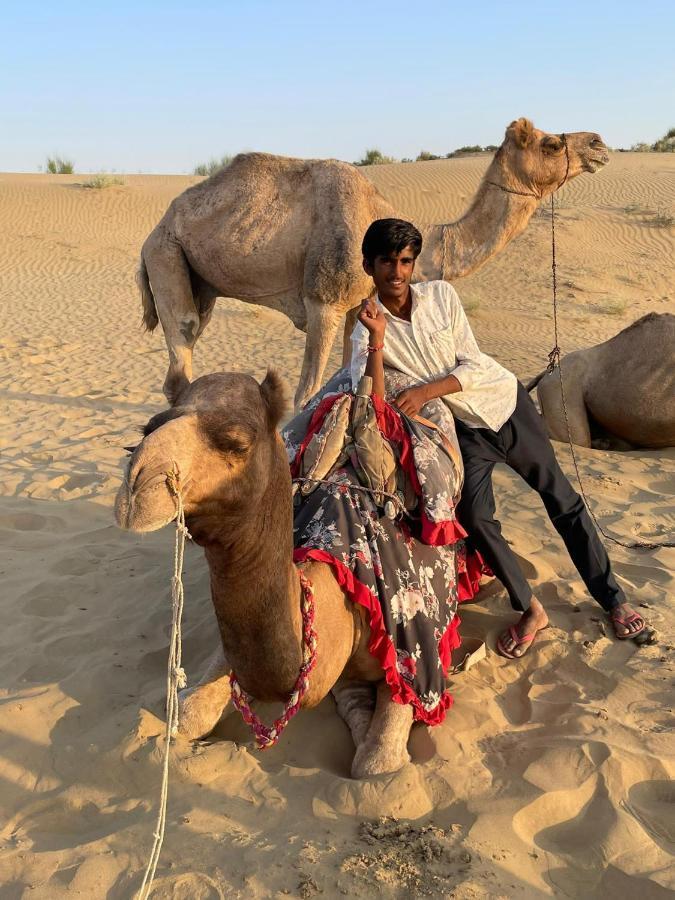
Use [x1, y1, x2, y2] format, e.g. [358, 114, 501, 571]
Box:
[362, 256, 374, 277]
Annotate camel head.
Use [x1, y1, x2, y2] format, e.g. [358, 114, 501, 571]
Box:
[497, 118, 609, 198]
[115, 371, 289, 537]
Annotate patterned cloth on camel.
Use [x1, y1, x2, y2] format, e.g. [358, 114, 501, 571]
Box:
[283, 367, 484, 725]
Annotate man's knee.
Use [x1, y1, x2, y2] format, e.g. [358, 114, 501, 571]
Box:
[545, 488, 585, 530]
[457, 500, 498, 535]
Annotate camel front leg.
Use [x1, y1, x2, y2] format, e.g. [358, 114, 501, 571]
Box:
[177, 644, 231, 740]
[341, 305, 360, 368]
[350, 681, 413, 779]
[294, 299, 341, 410]
[143, 238, 200, 405]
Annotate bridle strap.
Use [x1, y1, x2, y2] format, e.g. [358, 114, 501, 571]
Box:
[487, 132, 570, 201]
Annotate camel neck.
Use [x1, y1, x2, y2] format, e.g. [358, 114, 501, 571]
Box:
[195, 438, 304, 701]
[418, 157, 538, 281]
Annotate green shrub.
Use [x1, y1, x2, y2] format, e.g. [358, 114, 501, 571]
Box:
[193, 154, 233, 176]
[652, 127, 675, 152]
[446, 145, 483, 158]
[82, 173, 125, 189]
[46, 156, 74, 174]
[354, 148, 396, 166]
[416, 150, 441, 161]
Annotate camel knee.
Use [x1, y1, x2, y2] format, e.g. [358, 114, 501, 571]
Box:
[332, 680, 376, 747]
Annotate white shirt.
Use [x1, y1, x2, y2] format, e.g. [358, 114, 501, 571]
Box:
[350, 280, 517, 431]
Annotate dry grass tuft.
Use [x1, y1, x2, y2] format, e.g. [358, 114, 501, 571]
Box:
[82, 173, 125, 189]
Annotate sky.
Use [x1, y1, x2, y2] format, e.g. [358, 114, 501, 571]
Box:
[1, 0, 673, 174]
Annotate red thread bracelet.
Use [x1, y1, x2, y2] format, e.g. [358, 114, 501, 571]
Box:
[367, 343, 384, 353]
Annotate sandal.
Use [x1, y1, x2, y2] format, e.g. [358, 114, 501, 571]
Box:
[610, 610, 646, 641]
[496, 625, 538, 659]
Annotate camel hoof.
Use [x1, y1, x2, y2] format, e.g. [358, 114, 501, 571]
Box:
[350, 742, 411, 779]
[177, 687, 223, 741]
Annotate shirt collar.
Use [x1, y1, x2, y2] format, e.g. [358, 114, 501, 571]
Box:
[375, 283, 420, 320]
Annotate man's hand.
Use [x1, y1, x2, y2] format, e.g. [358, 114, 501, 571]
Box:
[357, 298, 386, 343]
[395, 385, 430, 418]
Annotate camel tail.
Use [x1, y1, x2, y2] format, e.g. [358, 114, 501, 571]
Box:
[525, 369, 547, 393]
[137, 256, 159, 332]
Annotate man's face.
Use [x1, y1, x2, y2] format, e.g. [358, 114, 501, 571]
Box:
[364, 246, 416, 304]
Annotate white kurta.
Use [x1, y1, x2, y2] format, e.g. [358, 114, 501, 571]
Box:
[350, 280, 517, 431]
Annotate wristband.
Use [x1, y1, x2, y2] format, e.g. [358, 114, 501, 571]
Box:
[367, 343, 384, 353]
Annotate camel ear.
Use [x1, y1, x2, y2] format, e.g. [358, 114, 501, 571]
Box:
[260, 369, 289, 428]
[507, 117, 536, 149]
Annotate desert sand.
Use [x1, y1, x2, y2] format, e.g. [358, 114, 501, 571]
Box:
[0, 152, 673, 898]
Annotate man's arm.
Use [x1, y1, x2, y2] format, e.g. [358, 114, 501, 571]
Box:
[394, 372, 461, 416]
[353, 298, 386, 398]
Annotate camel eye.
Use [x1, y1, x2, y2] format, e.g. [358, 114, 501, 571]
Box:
[209, 427, 254, 456]
[541, 136, 563, 155]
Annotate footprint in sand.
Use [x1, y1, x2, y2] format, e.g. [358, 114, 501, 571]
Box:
[0, 511, 64, 532]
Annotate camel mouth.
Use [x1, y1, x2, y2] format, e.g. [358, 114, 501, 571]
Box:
[114, 471, 183, 534]
[583, 149, 610, 173]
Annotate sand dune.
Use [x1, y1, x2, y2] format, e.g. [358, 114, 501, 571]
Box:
[0, 153, 673, 897]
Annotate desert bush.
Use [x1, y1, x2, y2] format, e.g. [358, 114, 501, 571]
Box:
[652, 127, 675, 152]
[446, 145, 483, 158]
[460, 294, 480, 312]
[354, 148, 396, 166]
[596, 297, 627, 316]
[651, 208, 674, 227]
[193, 154, 233, 176]
[46, 156, 74, 174]
[82, 173, 124, 189]
[416, 150, 441, 161]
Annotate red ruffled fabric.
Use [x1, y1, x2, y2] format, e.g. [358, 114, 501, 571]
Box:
[294, 546, 461, 725]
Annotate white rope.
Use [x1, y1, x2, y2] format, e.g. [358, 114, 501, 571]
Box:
[136, 466, 190, 900]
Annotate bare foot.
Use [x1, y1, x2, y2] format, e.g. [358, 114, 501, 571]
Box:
[610, 603, 646, 639]
[497, 597, 549, 659]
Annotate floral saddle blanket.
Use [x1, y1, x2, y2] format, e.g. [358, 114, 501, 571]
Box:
[283, 368, 485, 725]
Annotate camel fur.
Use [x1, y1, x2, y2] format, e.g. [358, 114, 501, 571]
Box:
[526, 313, 675, 449]
[137, 118, 609, 408]
[115, 371, 413, 778]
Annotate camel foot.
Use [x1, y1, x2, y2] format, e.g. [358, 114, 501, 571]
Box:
[177, 685, 230, 740]
[349, 682, 413, 779]
[351, 739, 410, 779]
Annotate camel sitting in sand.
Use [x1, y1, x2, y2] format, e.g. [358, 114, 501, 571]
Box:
[527, 313, 675, 449]
[115, 371, 416, 778]
[137, 118, 609, 408]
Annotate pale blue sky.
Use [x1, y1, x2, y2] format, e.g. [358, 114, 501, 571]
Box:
[1, 0, 673, 173]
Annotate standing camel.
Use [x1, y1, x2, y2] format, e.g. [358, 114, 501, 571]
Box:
[115, 371, 420, 778]
[138, 118, 608, 408]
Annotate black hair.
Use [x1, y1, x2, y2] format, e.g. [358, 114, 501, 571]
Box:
[361, 218, 423, 264]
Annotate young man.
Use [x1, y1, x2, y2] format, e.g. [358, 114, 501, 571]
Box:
[351, 218, 646, 658]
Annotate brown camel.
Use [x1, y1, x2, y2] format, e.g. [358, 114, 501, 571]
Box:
[527, 313, 675, 449]
[137, 118, 609, 408]
[114, 370, 416, 778]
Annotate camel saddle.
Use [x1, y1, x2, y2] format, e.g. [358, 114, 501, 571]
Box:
[295, 376, 416, 513]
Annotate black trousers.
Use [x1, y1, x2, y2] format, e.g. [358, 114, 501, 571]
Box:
[455, 382, 625, 614]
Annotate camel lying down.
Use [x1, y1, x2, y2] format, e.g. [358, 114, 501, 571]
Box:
[527, 313, 675, 449]
[115, 371, 415, 778]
